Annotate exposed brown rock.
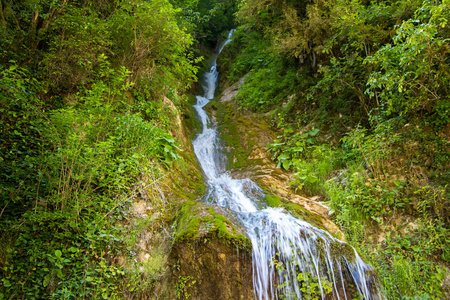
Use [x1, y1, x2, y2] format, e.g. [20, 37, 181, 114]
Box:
[160, 238, 253, 299]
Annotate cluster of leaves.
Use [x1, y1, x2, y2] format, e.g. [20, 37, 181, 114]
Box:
[235, 57, 297, 111]
[327, 175, 449, 299]
[271, 253, 334, 299]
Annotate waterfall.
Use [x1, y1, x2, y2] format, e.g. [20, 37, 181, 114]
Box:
[192, 30, 384, 300]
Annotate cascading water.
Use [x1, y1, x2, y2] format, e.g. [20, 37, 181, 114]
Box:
[192, 30, 385, 300]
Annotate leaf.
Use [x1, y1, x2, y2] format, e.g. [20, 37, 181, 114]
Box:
[282, 160, 292, 170]
[43, 276, 50, 287]
[162, 137, 175, 143]
[308, 176, 318, 183]
[309, 128, 320, 136]
[55, 250, 62, 258]
[278, 153, 290, 162]
[68, 247, 78, 253]
[3, 280, 11, 287]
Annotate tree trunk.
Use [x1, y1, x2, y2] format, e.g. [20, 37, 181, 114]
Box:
[0, 1, 6, 26]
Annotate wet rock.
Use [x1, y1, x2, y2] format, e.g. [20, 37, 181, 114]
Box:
[160, 203, 253, 300]
[161, 238, 253, 300]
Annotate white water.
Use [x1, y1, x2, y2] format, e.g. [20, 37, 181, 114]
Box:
[192, 30, 384, 300]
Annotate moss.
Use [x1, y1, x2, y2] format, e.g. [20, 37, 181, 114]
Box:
[330, 242, 356, 263]
[169, 151, 205, 201]
[173, 202, 251, 250]
[264, 194, 283, 207]
[161, 93, 206, 202]
[211, 100, 256, 170]
[174, 202, 199, 241]
[263, 193, 328, 232]
[181, 93, 203, 139]
[283, 201, 326, 230]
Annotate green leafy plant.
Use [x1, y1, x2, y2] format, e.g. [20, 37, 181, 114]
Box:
[175, 275, 196, 299]
[269, 128, 320, 170]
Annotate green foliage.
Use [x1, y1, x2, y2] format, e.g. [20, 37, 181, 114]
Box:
[175, 275, 196, 299]
[326, 177, 449, 299]
[365, 0, 450, 118]
[226, 29, 299, 111]
[272, 256, 333, 300]
[327, 172, 407, 224]
[289, 147, 338, 196]
[341, 119, 403, 180]
[367, 224, 448, 299]
[236, 64, 297, 111]
[0, 0, 199, 95]
[236, 0, 285, 31]
[108, 0, 199, 94]
[0, 0, 214, 298]
[224, 29, 273, 81]
[0, 52, 183, 298]
[171, 0, 239, 47]
[41, 5, 113, 91]
[310, 55, 370, 119]
[0, 64, 50, 218]
[269, 127, 320, 171]
[112, 113, 180, 164]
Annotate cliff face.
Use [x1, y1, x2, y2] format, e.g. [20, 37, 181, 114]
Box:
[162, 225, 253, 299]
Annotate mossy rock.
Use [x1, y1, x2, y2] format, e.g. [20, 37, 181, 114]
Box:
[162, 235, 253, 300]
[207, 99, 274, 171]
[162, 202, 254, 299]
[173, 201, 251, 250]
[264, 194, 283, 207]
[263, 194, 327, 232]
[180, 93, 204, 140]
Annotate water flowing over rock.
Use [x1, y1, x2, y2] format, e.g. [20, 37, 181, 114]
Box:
[190, 30, 385, 300]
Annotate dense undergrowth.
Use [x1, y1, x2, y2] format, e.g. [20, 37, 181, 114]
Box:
[0, 0, 236, 298]
[218, 0, 450, 298]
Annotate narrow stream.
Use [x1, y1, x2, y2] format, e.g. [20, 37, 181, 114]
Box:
[192, 31, 385, 300]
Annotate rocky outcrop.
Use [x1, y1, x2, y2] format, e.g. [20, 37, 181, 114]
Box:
[160, 202, 253, 299]
[162, 238, 253, 299]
